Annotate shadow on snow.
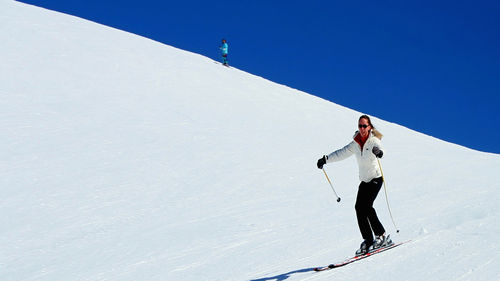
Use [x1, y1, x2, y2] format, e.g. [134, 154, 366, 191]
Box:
[249, 267, 316, 281]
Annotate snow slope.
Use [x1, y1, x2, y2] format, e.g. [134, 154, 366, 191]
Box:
[2, 1, 499, 280]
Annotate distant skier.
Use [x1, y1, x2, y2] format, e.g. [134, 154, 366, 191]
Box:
[219, 39, 228, 66]
[316, 115, 392, 256]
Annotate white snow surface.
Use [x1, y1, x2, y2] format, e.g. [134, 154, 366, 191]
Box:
[2, 1, 499, 280]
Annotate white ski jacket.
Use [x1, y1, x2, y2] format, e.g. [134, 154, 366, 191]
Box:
[326, 129, 384, 183]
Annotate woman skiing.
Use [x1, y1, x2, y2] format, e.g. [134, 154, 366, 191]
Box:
[316, 115, 392, 255]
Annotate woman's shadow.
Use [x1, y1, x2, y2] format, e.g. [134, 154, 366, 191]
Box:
[249, 267, 316, 281]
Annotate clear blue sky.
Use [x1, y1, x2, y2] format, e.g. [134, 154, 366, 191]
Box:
[21, 0, 500, 153]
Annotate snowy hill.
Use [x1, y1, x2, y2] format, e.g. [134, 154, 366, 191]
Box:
[2, 1, 499, 280]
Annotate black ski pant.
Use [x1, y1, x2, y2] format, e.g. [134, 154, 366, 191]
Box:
[355, 177, 385, 242]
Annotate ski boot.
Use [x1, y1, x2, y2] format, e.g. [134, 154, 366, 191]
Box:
[372, 234, 393, 250]
[355, 239, 373, 256]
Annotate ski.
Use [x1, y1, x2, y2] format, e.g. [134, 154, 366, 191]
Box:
[314, 240, 410, 272]
[213, 61, 230, 68]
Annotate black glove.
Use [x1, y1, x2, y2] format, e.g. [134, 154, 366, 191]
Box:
[372, 146, 383, 158]
[317, 155, 327, 169]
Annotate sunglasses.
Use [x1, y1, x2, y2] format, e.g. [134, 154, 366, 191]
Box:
[358, 124, 370, 128]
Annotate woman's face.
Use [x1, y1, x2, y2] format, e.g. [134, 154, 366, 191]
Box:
[358, 118, 371, 138]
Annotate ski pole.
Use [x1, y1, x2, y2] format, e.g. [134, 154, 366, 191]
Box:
[322, 168, 341, 202]
[376, 158, 400, 233]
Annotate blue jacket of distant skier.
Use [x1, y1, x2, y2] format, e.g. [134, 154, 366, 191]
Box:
[220, 43, 228, 55]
